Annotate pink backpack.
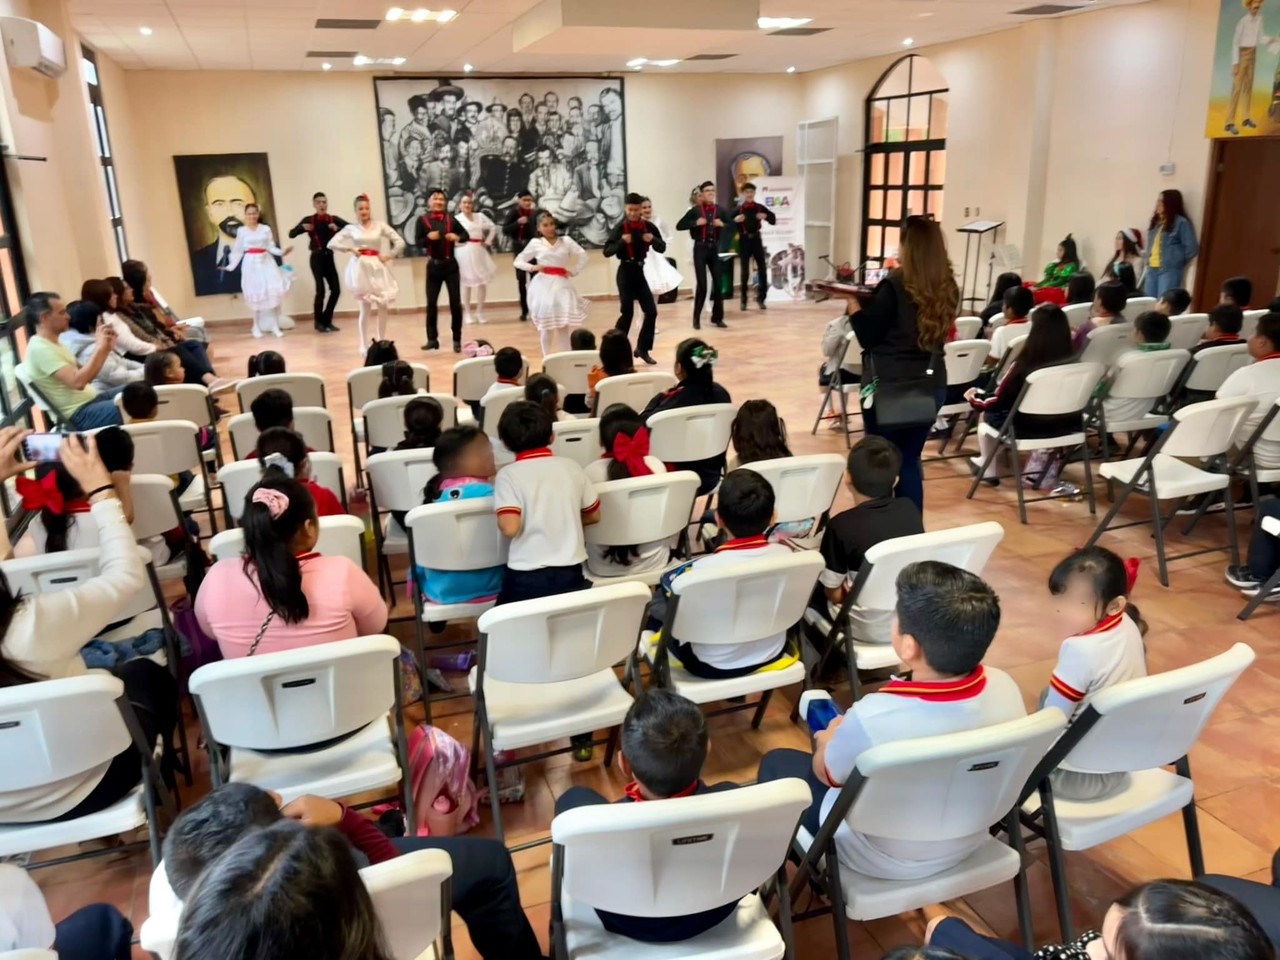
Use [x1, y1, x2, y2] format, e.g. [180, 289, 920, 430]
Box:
[404, 724, 481, 837]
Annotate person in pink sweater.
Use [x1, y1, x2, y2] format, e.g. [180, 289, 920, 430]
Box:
[194, 475, 386, 658]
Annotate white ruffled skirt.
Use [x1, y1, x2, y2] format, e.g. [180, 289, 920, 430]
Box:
[527, 274, 588, 331]
[344, 254, 399, 306]
[241, 253, 292, 310]
[457, 242, 497, 288]
[644, 249, 683, 295]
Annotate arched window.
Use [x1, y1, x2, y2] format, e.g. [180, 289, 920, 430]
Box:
[862, 55, 948, 268]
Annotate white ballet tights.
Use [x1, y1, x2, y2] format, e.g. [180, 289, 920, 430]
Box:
[357, 301, 388, 349]
[252, 308, 283, 338]
[538, 326, 570, 357]
[464, 284, 488, 322]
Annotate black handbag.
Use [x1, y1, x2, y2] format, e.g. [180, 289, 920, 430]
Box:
[861, 349, 942, 431]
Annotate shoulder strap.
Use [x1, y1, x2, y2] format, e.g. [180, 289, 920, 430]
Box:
[247, 610, 276, 656]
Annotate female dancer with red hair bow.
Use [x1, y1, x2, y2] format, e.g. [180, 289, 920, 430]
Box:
[328, 194, 405, 354]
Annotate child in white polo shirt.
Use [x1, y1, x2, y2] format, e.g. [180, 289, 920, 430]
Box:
[1217, 312, 1280, 470]
[494, 400, 599, 605]
[1042, 545, 1147, 801]
[758, 561, 1026, 881]
[646, 469, 796, 679]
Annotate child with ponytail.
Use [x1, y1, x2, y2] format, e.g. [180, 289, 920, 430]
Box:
[524, 372, 570, 422]
[378, 359, 418, 399]
[194, 474, 385, 658]
[1043, 545, 1148, 800]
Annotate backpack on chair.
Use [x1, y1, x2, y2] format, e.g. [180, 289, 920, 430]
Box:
[405, 724, 481, 836]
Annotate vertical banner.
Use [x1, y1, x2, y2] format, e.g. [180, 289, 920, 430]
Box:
[756, 177, 806, 303]
[1205, 0, 1280, 138]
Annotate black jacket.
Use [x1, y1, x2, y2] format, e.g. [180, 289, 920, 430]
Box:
[503, 205, 538, 253]
[414, 213, 470, 260]
[734, 201, 776, 238]
[851, 273, 947, 391]
[603, 218, 666, 263]
[676, 204, 731, 248]
[289, 214, 349, 253]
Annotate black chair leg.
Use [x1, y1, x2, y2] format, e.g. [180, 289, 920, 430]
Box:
[1176, 756, 1206, 876]
[1238, 567, 1280, 620]
[751, 689, 774, 729]
[1007, 808, 1034, 949]
[825, 845, 852, 960]
[1041, 784, 1075, 941]
[1151, 495, 1173, 587]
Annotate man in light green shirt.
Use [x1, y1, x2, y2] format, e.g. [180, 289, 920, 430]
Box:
[24, 292, 124, 429]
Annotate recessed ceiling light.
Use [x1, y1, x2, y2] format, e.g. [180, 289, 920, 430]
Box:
[917, 11, 934, 17]
[463, 63, 473, 72]
[758, 16, 812, 29]
[391, 56, 406, 65]
[386, 6, 404, 19]
[353, 54, 370, 65]
[626, 57, 647, 67]
[650, 58, 680, 67]
[321, 62, 332, 70]
[786, 66, 796, 73]
[626, 57, 679, 68]
[138, 26, 153, 35]
[410, 8, 429, 20]
[437, 9, 457, 22]
[388, 7, 456, 22]
[903, 37, 915, 46]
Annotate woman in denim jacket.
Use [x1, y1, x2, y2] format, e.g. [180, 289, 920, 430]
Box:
[1143, 189, 1199, 297]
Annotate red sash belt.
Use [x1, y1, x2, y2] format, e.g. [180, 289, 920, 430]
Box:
[246, 248, 268, 254]
[358, 248, 380, 256]
[541, 266, 569, 277]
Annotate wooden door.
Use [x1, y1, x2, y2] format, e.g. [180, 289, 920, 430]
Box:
[1194, 137, 1280, 310]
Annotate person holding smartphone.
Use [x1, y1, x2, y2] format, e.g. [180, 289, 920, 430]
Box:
[23, 292, 124, 430]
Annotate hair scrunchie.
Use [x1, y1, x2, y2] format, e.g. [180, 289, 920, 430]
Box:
[252, 487, 290, 520]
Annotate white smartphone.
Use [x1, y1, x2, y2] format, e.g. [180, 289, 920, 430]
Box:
[21, 432, 64, 462]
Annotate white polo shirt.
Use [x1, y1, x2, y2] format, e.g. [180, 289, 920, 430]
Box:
[481, 377, 523, 405]
[1044, 611, 1147, 720]
[820, 666, 1027, 881]
[495, 448, 599, 570]
[989, 317, 1030, 360]
[1217, 355, 1280, 468]
[0, 864, 54, 952]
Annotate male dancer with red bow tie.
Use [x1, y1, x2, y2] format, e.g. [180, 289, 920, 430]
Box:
[734, 182, 776, 311]
[676, 181, 729, 330]
[604, 192, 665, 365]
[415, 188, 469, 353]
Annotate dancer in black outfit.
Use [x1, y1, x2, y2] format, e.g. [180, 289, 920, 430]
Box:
[734, 182, 775, 311]
[288, 192, 347, 333]
[415, 188, 469, 353]
[604, 192, 665, 365]
[676, 181, 729, 330]
[503, 192, 538, 322]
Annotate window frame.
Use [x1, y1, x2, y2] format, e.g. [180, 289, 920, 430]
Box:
[81, 45, 128, 263]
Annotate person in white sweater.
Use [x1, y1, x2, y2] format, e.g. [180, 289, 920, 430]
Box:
[0, 429, 178, 824]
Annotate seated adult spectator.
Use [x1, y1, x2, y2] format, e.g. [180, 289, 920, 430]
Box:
[0, 430, 177, 825]
[22, 292, 123, 429]
[1156, 287, 1192, 316]
[145, 783, 542, 960]
[640, 338, 731, 494]
[122, 258, 209, 344]
[194, 474, 385, 658]
[758, 561, 1025, 882]
[60, 299, 143, 392]
[554, 690, 740, 942]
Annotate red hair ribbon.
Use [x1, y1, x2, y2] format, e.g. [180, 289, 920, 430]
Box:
[1124, 557, 1141, 594]
[356, 193, 370, 203]
[17, 473, 64, 515]
[611, 427, 652, 477]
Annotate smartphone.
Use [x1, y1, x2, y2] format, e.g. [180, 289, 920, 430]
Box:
[798, 690, 844, 733]
[21, 432, 64, 463]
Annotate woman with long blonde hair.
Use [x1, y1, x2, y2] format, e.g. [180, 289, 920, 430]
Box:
[836, 216, 958, 511]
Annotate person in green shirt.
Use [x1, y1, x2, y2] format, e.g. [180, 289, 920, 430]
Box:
[1036, 234, 1081, 289]
[23, 292, 125, 430]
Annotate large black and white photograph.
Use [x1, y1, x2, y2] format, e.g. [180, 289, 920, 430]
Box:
[374, 76, 627, 254]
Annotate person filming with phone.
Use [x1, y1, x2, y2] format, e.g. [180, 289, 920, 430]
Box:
[22, 292, 125, 430]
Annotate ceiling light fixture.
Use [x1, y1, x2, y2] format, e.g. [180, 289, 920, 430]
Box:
[392, 56, 406, 64]
[353, 54, 370, 65]
[786, 65, 796, 73]
[626, 57, 646, 67]
[626, 57, 680, 68]
[387, 7, 456, 22]
[902, 37, 915, 45]
[757, 16, 812, 30]
[463, 63, 473, 72]
[138, 26, 153, 35]
[353, 54, 407, 66]
[386, 6, 404, 18]
[322, 62, 332, 70]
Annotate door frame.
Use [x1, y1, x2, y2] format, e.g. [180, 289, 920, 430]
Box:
[1193, 136, 1280, 308]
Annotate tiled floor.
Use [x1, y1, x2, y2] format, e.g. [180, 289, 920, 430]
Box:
[25, 293, 1277, 958]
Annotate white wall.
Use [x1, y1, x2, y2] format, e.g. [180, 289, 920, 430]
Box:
[110, 70, 803, 322]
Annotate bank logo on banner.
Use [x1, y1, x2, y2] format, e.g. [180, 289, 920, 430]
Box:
[757, 177, 806, 303]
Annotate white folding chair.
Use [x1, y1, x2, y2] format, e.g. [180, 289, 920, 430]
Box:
[479, 384, 525, 446]
[367, 448, 439, 600]
[13, 362, 68, 428]
[1228, 397, 1280, 511]
[1239, 512, 1280, 620]
[804, 522, 1005, 696]
[584, 471, 700, 586]
[405, 496, 508, 720]
[791, 708, 1066, 960]
[550, 779, 813, 960]
[217, 454, 348, 526]
[1176, 342, 1251, 396]
[1242, 308, 1267, 340]
[934, 340, 993, 456]
[595, 372, 678, 415]
[552, 418, 602, 469]
[1079, 325, 1133, 365]
[648, 403, 736, 464]
[1021, 643, 1255, 938]
[0, 673, 172, 865]
[348, 364, 430, 483]
[1062, 303, 1092, 331]
[953, 316, 982, 340]
[236, 372, 327, 413]
[1087, 397, 1257, 585]
[228, 406, 335, 459]
[811, 330, 863, 449]
[363, 393, 465, 452]
[453, 356, 527, 403]
[209, 514, 366, 568]
[0, 951, 59, 959]
[123, 420, 217, 532]
[543, 350, 598, 398]
[363, 848, 455, 960]
[1125, 296, 1157, 315]
[966, 362, 1106, 523]
[647, 551, 823, 726]
[189, 636, 412, 814]
[743, 453, 845, 530]
[1167, 313, 1209, 351]
[1090, 348, 1190, 460]
[130, 384, 221, 470]
[471, 584, 648, 840]
[128, 474, 189, 582]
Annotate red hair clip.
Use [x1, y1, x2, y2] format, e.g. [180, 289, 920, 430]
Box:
[1124, 557, 1141, 594]
[17, 472, 64, 515]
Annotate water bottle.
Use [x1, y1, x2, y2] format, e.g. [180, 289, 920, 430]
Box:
[429, 651, 476, 672]
[798, 690, 843, 733]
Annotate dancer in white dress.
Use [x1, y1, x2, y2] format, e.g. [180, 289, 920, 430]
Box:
[221, 204, 293, 338]
[514, 212, 589, 356]
[328, 193, 405, 352]
[641, 198, 682, 297]
[454, 193, 498, 326]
